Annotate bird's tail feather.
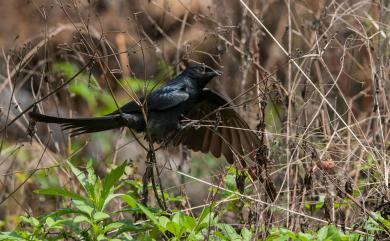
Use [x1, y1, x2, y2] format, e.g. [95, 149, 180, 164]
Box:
[29, 111, 127, 136]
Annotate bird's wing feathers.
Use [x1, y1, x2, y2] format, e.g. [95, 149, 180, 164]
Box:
[173, 89, 260, 165]
[109, 84, 189, 115]
[147, 85, 189, 111]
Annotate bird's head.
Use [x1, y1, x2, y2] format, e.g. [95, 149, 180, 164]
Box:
[183, 64, 222, 88]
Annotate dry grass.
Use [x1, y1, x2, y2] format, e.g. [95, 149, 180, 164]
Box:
[0, 0, 390, 239]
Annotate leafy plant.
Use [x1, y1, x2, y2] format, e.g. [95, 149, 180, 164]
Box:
[266, 225, 362, 241]
[0, 159, 261, 241]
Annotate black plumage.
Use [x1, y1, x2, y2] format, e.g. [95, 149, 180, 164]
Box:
[29, 65, 260, 166]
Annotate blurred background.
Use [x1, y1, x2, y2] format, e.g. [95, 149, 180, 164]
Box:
[0, 0, 389, 235]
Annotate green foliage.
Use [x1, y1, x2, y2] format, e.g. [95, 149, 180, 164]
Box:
[0, 160, 384, 241]
[0, 160, 138, 240]
[52, 61, 117, 115]
[266, 225, 362, 241]
[0, 159, 240, 240]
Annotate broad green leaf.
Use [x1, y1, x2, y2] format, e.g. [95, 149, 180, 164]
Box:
[137, 204, 169, 239]
[317, 225, 329, 241]
[197, 205, 212, 226]
[44, 208, 84, 219]
[218, 224, 241, 240]
[121, 194, 138, 208]
[97, 234, 107, 241]
[172, 212, 184, 226]
[45, 217, 69, 230]
[74, 215, 90, 223]
[27, 216, 40, 227]
[297, 232, 314, 241]
[99, 161, 127, 209]
[158, 216, 170, 230]
[93, 212, 110, 222]
[138, 204, 158, 225]
[214, 231, 230, 241]
[196, 206, 217, 231]
[101, 193, 122, 211]
[72, 199, 94, 216]
[114, 222, 146, 236]
[166, 221, 182, 237]
[45, 217, 56, 228]
[35, 187, 86, 201]
[103, 222, 125, 233]
[67, 161, 95, 199]
[0, 233, 23, 240]
[241, 227, 252, 241]
[184, 215, 196, 230]
[86, 159, 97, 187]
[317, 225, 341, 241]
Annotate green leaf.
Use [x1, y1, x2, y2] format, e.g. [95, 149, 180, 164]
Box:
[166, 222, 182, 237]
[197, 205, 212, 225]
[34, 188, 86, 201]
[0, 232, 24, 240]
[195, 205, 216, 231]
[158, 216, 170, 230]
[74, 215, 90, 224]
[114, 221, 146, 236]
[99, 161, 127, 210]
[297, 232, 314, 241]
[172, 212, 184, 226]
[136, 203, 173, 239]
[103, 222, 124, 233]
[45, 217, 69, 230]
[97, 234, 107, 241]
[317, 225, 329, 240]
[224, 174, 237, 191]
[214, 231, 230, 241]
[44, 208, 84, 219]
[184, 215, 196, 230]
[218, 224, 241, 240]
[138, 204, 158, 225]
[23, 216, 40, 227]
[86, 159, 97, 186]
[121, 194, 138, 208]
[45, 217, 63, 229]
[101, 193, 122, 211]
[72, 199, 94, 216]
[241, 227, 252, 241]
[93, 212, 110, 222]
[317, 225, 341, 241]
[67, 161, 95, 199]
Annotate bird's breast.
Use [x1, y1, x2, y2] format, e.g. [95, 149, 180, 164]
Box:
[145, 110, 181, 143]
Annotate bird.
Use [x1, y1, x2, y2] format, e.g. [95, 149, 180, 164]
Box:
[29, 64, 269, 187]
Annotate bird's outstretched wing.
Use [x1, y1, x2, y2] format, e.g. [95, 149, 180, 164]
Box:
[173, 90, 277, 201]
[173, 89, 260, 165]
